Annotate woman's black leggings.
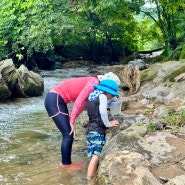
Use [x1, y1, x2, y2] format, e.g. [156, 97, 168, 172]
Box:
[44, 92, 74, 165]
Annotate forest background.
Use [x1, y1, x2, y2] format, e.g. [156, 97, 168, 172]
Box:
[0, 0, 185, 70]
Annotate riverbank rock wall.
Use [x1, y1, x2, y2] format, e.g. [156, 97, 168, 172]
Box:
[79, 60, 185, 185]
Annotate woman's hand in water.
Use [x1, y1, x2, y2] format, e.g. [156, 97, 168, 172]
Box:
[69, 124, 76, 138]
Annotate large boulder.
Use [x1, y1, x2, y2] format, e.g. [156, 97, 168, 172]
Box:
[0, 73, 11, 101]
[94, 123, 185, 185]
[0, 59, 44, 101]
[138, 61, 185, 106]
[17, 64, 44, 97]
[98, 150, 160, 185]
[0, 59, 18, 101]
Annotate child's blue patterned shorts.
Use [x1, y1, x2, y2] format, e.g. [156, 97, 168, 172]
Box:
[87, 131, 105, 158]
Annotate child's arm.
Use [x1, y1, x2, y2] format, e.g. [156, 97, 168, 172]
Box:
[99, 94, 110, 127]
[99, 94, 119, 127]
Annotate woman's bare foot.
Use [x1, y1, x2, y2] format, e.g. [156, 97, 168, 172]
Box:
[59, 162, 85, 170]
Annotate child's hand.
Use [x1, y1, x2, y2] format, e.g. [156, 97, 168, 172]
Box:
[109, 120, 119, 127]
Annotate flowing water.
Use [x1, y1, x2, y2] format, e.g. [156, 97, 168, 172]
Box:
[0, 67, 91, 185]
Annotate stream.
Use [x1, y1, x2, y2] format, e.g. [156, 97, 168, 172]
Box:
[0, 67, 91, 185]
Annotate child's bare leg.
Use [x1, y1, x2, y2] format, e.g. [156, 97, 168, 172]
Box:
[87, 154, 99, 180]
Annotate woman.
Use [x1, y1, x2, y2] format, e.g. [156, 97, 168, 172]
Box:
[44, 72, 120, 170]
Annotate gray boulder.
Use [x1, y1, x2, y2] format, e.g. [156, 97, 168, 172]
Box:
[17, 64, 44, 97]
[0, 59, 44, 101]
[0, 59, 18, 101]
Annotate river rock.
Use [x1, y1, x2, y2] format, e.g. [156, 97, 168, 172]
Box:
[139, 61, 185, 106]
[0, 73, 11, 101]
[98, 150, 161, 185]
[165, 175, 185, 185]
[17, 64, 44, 96]
[128, 59, 147, 70]
[0, 59, 18, 101]
[94, 120, 185, 185]
[0, 59, 44, 101]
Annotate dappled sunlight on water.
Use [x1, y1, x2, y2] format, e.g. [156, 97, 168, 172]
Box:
[0, 68, 90, 185]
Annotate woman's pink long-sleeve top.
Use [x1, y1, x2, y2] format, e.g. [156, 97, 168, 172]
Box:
[52, 76, 99, 125]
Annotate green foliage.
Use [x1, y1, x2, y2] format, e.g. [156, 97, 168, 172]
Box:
[162, 109, 185, 131]
[135, 122, 143, 126]
[147, 122, 156, 132]
[136, 18, 163, 51]
[0, 0, 153, 63]
[140, 0, 185, 57]
[179, 47, 185, 60]
[0, 0, 185, 65]
[71, 0, 140, 54]
[0, 0, 71, 60]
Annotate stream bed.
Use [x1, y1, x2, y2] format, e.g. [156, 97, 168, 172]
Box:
[0, 67, 91, 185]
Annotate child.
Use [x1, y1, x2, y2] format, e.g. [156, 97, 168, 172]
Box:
[86, 79, 120, 181]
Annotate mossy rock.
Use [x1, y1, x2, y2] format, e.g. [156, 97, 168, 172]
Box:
[163, 65, 185, 82]
[96, 174, 106, 185]
[140, 68, 158, 82]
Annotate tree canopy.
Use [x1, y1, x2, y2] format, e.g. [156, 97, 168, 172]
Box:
[0, 0, 185, 68]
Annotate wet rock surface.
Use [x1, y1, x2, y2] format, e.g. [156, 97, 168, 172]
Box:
[78, 111, 185, 185]
[77, 61, 185, 185]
